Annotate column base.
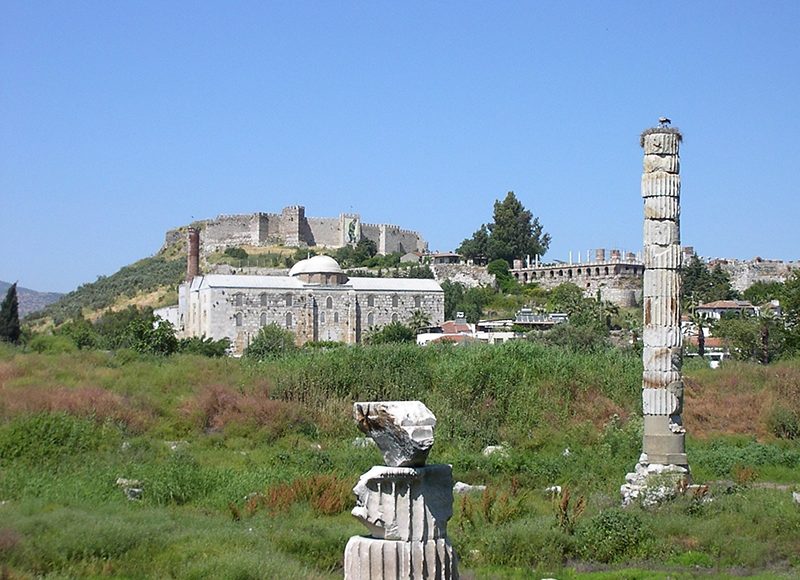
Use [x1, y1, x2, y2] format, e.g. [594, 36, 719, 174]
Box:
[344, 536, 459, 580]
[621, 453, 691, 507]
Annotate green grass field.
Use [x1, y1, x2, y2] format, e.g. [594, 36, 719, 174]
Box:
[1, 342, 798, 578]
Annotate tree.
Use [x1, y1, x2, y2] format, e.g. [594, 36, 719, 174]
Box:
[682, 256, 737, 305]
[407, 310, 431, 334]
[458, 224, 490, 261]
[0, 283, 21, 344]
[244, 323, 297, 360]
[458, 192, 550, 263]
[366, 321, 415, 344]
[124, 317, 179, 356]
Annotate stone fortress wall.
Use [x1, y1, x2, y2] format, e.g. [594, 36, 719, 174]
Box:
[708, 255, 799, 294]
[510, 248, 645, 307]
[163, 206, 427, 256]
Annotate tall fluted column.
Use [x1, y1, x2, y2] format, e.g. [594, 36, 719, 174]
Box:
[622, 121, 690, 505]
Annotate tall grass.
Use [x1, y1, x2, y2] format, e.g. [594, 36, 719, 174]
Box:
[0, 343, 798, 577]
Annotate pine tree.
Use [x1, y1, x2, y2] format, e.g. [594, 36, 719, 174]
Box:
[457, 192, 550, 263]
[0, 283, 21, 344]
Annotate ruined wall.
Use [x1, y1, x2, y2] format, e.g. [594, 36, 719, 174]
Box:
[511, 256, 644, 307]
[203, 215, 261, 251]
[431, 264, 496, 289]
[163, 206, 427, 256]
[712, 258, 799, 293]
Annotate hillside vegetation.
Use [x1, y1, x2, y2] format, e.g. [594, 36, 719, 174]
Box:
[27, 256, 185, 325]
[0, 341, 798, 578]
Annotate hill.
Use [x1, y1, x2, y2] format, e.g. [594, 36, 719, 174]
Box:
[0, 281, 63, 318]
[26, 256, 185, 324]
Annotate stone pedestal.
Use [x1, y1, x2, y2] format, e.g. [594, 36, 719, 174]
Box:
[344, 537, 458, 580]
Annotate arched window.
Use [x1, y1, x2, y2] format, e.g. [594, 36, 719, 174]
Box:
[334, 312, 339, 323]
[367, 312, 374, 327]
[604, 266, 609, 275]
[367, 295, 375, 307]
[326, 296, 333, 309]
[558, 270, 564, 277]
[260, 312, 267, 327]
[568, 269, 573, 278]
[414, 295, 421, 308]
[234, 293, 243, 307]
[285, 294, 292, 307]
[391, 313, 399, 323]
[320, 311, 326, 324]
[392, 295, 399, 308]
[234, 312, 243, 327]
[260, 293, 268, 307]
[285, 312, 293, 329]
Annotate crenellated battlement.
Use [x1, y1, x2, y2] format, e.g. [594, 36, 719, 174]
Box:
[164, 205, 427, 256]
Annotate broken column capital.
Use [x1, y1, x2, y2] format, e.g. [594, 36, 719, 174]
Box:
[353, 401, 436, 467]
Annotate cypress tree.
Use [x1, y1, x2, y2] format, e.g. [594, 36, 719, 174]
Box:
[0, 283, 21, 344]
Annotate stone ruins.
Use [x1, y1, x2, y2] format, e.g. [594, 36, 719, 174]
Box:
[344, 401, 458, 579]
[509, 248, 645, 307]
[622, 121, 690, 505]
[162, 205, 427, 256]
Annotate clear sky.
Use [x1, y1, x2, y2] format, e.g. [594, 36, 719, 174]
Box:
[2, 1, 798, 293]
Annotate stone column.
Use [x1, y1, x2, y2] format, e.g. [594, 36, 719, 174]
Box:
[622, 121, 690, 506]
[344, 401, 458, 579]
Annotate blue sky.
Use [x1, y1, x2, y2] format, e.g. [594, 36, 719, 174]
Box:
[2, 1, 798, 293]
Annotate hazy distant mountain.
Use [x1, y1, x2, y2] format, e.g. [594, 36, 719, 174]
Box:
[0, 281, 63, 318]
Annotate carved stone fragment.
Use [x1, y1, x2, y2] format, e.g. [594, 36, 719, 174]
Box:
[354, 401, 435, 467]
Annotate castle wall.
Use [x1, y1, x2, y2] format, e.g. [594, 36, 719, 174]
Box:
[204, 215, 260, 251]
[164, 206, 428, 256]
[713, 259, 799, 293]
[306, 217, 344, 247]
[511, 256, 644, 307]
[431, 264, 496, 289]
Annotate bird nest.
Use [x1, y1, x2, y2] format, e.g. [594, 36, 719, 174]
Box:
[640, 126, 683, 147]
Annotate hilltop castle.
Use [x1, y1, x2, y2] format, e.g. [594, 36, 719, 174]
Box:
[163, 206, 428, 256]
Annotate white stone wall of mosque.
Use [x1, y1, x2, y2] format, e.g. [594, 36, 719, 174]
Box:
[180, 283, 444, 354]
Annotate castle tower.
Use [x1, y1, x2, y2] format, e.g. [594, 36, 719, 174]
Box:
[622, 120, 689, 505]
[280, 205, 305, 247]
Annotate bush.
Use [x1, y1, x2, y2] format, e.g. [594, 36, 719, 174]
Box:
[27, 334, 78, 354]
[177, 336, 230, 357]
[146, 450, 209, 505]
[766, 406, 799, 439]
[243, 324, 297, 360]
[578, 508, 651, 563]
[365, 321, 415, 344]
[223, 247, 248, 260]
[0, 413, 106, 463]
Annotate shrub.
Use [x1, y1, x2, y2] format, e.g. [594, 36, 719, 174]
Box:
[177, 336, 230, 357]
[223, 247, 248, 260]
[365, 321, 415, 344]
[766, 405, 799, 439]
[578, 508, 651, 563]
[244, 324, 297, 360]
[0, 413, 106, 463]
[259, 474, 354, 516]
[146, 450, 209, 505]
[27, 334, 78, 354]
[181, 385, 313, 439]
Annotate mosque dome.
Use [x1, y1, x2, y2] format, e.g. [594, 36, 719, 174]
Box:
[289, 255, 344, 278]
